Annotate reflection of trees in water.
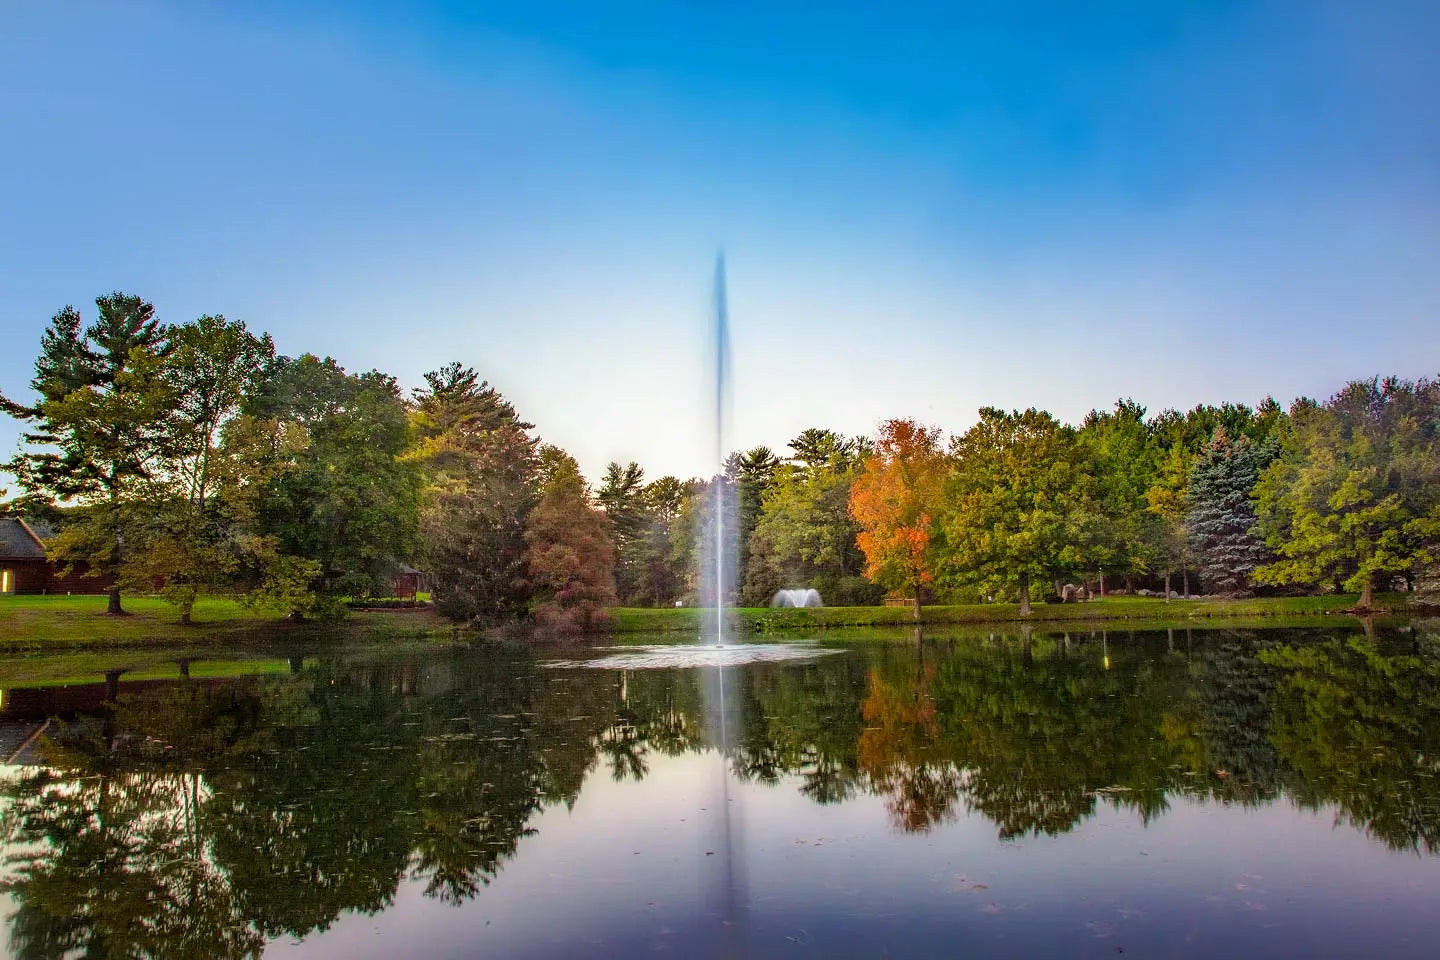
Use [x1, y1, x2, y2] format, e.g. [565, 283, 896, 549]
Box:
[1262, 630, 1440, 852]
[857, 633, 1188, 836]
[0, 653, 621, 950]
[4, 625, 1440, 950]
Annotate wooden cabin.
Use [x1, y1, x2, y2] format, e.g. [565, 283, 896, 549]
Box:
[0, 517, 111, 595]
[0, 518, 51, 594]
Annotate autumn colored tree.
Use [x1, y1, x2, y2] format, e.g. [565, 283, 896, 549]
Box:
[849, 419, 948, 619]
[938, 408, 1094, 615]
[524, 452, 618, 631]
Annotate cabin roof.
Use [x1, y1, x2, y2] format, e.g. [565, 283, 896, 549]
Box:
[0, 517, 48, 560]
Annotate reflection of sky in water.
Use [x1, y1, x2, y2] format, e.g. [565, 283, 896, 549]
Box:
[268, 752, 1440, 960]
[543, 642, 842, 670]
[3, 625, 1439, 958]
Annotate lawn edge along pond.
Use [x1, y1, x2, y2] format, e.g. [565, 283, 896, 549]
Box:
[0, 594, 457, 651]
[1, 593, 1421, 656]
[609, 593, 1419, 633]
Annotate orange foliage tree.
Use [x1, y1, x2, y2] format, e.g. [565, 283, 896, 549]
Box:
[523, 454, 618, 632]
[848, 419, 949, 619]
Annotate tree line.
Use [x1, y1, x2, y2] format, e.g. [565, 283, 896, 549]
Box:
[2, 291, 1436, 624]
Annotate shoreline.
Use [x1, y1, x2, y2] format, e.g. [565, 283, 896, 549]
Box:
[605, 594, 1419, 634]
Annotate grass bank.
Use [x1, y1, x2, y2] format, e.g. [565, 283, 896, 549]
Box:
[0, 594, 454, 652]
[607, 594, 1413, 634]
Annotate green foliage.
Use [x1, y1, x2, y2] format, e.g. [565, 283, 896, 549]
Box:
[250, 355, 421, 613]
[120, 315, 275, 622]
[743, 429, 871, 605]
[1255, 377, 1440, 606]
[938, 407, 1093, 612]
[2, 293, 174, 611]
[410, 363, 536, 624]
[1078, 399, 1159, 582]
[596, 461, 650, 602]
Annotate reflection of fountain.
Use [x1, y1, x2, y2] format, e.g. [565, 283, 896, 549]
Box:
[704, 252, 744, 955]
[771, 588, 822, 608]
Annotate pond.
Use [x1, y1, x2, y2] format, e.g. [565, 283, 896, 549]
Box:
[1, 622, 1438, 958]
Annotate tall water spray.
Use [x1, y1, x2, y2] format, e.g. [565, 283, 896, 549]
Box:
[699, 253, 737, 649]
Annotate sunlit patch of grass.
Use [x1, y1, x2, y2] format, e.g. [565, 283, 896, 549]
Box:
[0, 593, 455, 651]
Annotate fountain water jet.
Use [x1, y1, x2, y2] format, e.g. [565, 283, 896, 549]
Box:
[697, 253, 736, 650]
[771, 588, 823, 608]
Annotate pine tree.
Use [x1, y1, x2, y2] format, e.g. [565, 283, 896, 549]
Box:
[1, 293, 173, 614]
[1185, 428, 1272, 595]
[410, 363, 536, 623]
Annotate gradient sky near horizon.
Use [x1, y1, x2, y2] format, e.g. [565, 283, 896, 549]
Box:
[2, 1, 1438, 484]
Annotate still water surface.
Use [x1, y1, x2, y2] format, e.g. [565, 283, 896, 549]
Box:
[1, 623, 1438, 958]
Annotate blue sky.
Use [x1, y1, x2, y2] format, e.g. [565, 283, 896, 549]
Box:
[2, 1, 1437, 484]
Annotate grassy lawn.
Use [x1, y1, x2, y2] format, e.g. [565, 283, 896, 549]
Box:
[607, 593, 1413, 634]
[0, 593, 454, 651]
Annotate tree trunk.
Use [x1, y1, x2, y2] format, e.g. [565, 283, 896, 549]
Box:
[1125, 573, 1133, 594]
[106, 586, 126, 616]
[1164, 572, 1172, 603]
[1359, 576, 1375, 610]
[1018, 571, 1032, 616]
[912, 592, 921, 622]
[1182, 569, 1190, 600]
[178, 603, 193, 626]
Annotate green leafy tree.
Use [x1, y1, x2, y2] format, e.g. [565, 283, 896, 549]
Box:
[122, 315, 274, 622]
[1, 293, 172, 614]
[938, 408, 1093, 615]
[1079, 399, 1158, 591]
[1144, 438, 1198, 598]
[743, 430, 874, 605]
[1255, 378, 1440, 608]
[245, 355, 420, 615]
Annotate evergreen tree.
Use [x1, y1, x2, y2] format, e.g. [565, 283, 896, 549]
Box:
[524, 454, 617, 631]
[597, 461, 649, 603]
[1, 293, 173, 614]
[410, 363, 536, 623]
[1185, 428, 1273, 595]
